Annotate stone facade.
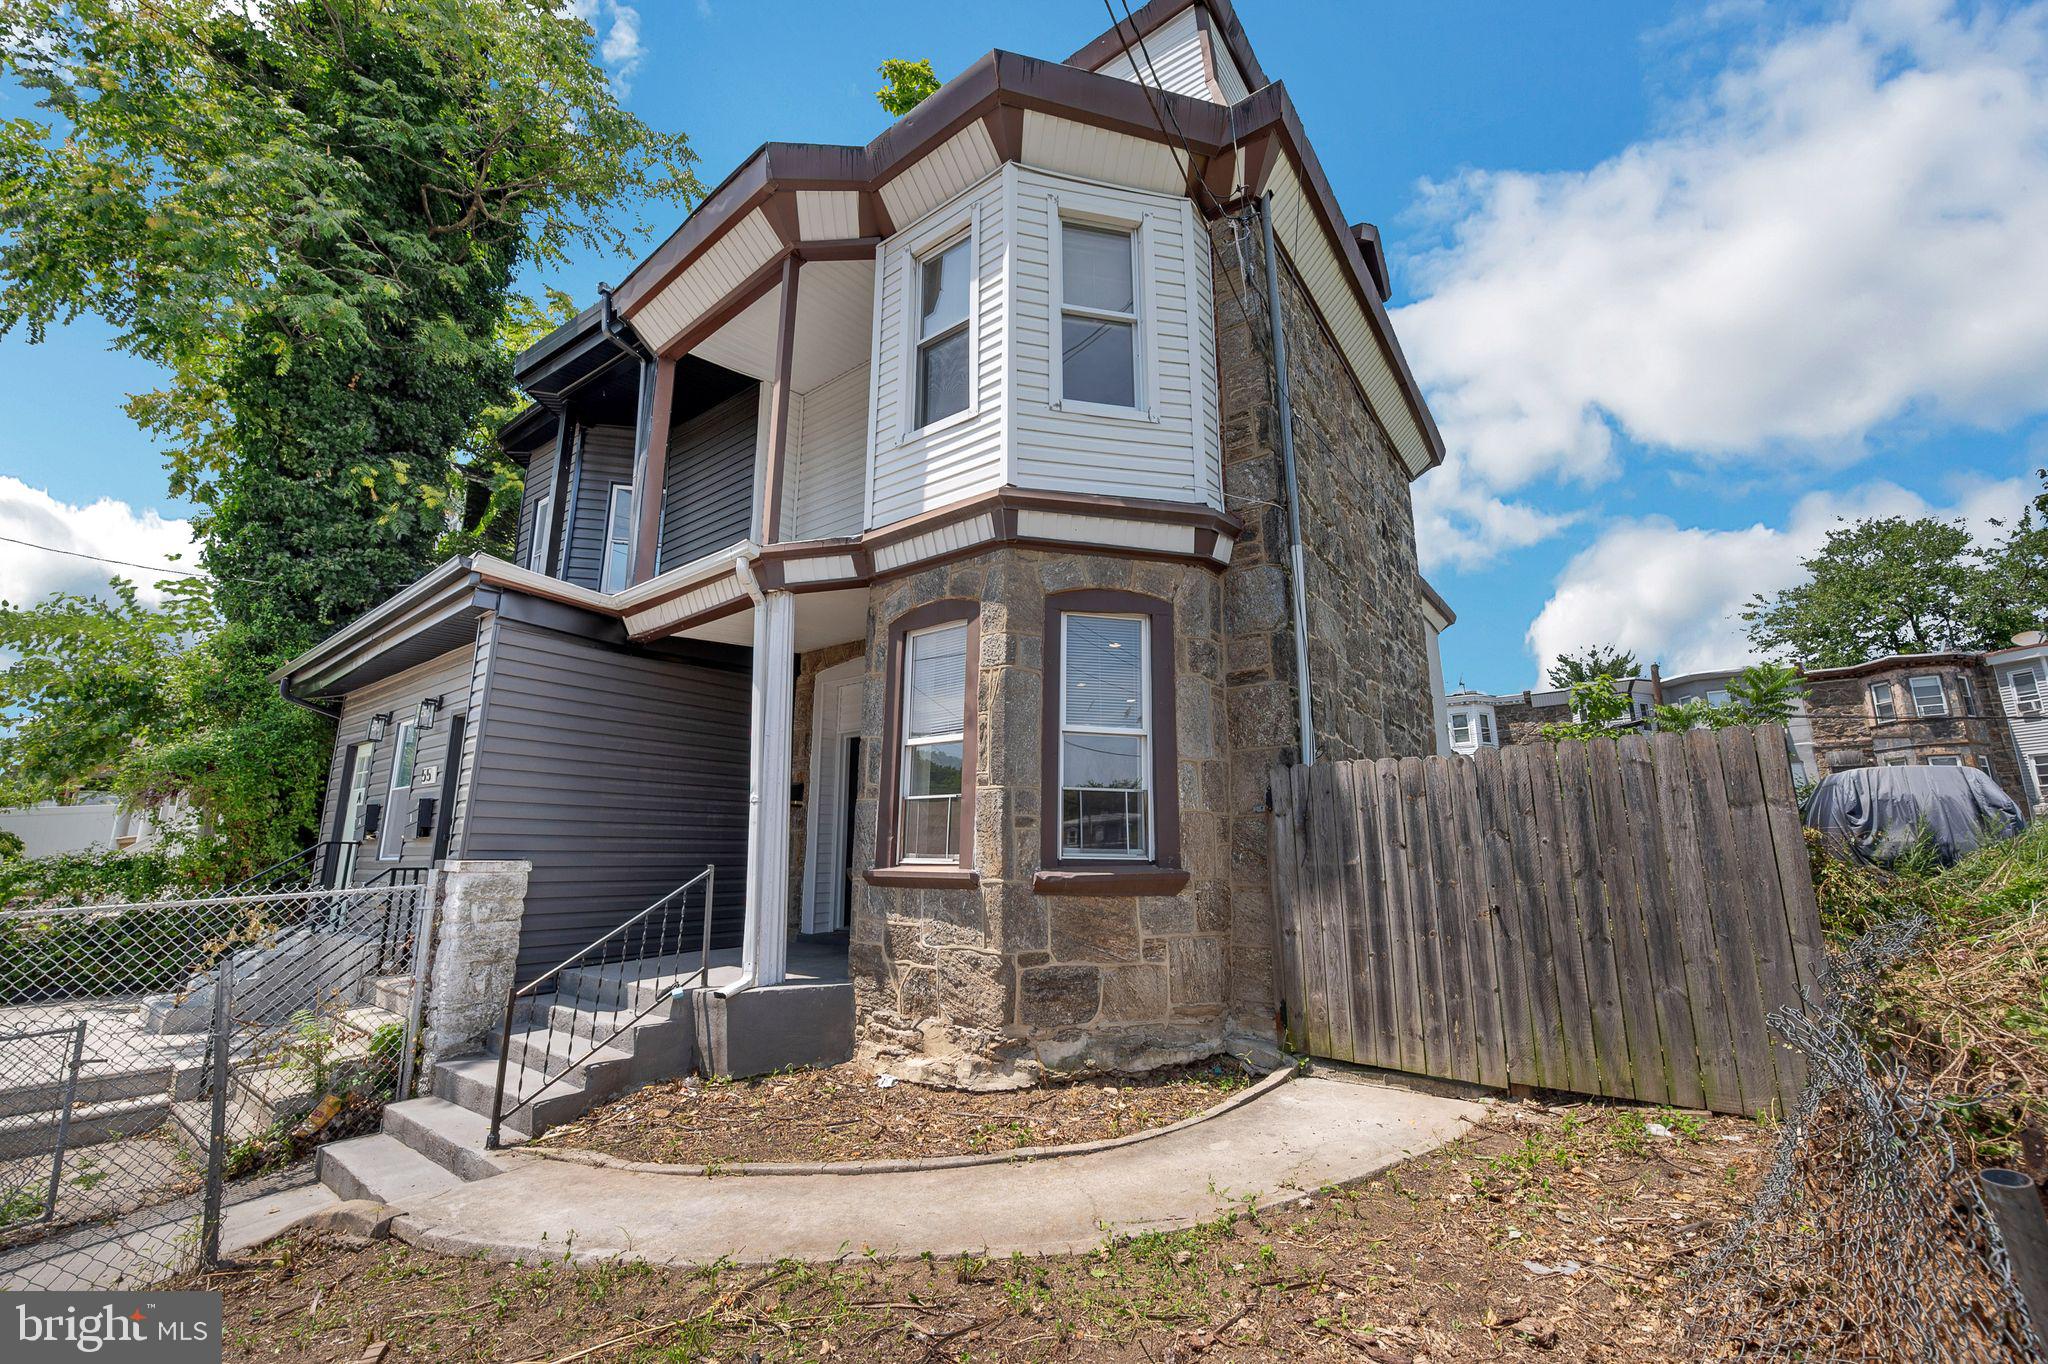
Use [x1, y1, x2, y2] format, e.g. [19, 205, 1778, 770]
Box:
[1804, 658, 2024, 795]
[840, 222, 1437, 1085]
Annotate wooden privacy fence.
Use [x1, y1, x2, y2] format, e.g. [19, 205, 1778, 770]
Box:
[1268, 725, 1827, 1115]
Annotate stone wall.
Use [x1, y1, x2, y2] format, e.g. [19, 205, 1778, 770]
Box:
[1492, 693, 1572, 747]
[847, 548, 1233, 1086]
[1207, 216, 1437, 1034]
[1805, 662, 2024, 794]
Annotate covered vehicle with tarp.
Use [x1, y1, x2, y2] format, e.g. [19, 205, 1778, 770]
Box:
[1804, 764, 2026, 867]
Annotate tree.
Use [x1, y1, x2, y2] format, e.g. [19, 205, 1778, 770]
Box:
[1547, 645, 1641, 690]
[0, 0, 700, 878]
[1539, 675, 1636, 743]
[0, 579, 213, 805]
[876, 58, 940, 116]
[1724, 662, 1804, 726]
[1743, 516, 1995, 667]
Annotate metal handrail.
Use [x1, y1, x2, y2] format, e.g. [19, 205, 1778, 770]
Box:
[217, 840, 346, 897]
[485, 865, 715, 1149]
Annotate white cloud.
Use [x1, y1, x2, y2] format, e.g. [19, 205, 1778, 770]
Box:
[563, 0, 644, 92]
[1522, 474, 2034, 682]
[1413, 455, 1579, 572]
[1397, 0, 2048, 558]
[0, 478, 197, 609]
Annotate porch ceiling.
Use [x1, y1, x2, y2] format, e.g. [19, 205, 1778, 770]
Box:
[673, 586, 870, 653]
[689, 259, 874, 394]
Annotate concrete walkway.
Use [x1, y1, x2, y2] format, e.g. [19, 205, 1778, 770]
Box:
[390, 1072, 1485, 1266]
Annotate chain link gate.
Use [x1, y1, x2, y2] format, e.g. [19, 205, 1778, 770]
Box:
[0, 879, 432, 1290]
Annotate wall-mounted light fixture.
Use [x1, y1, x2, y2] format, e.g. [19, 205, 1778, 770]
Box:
[367, 713, 393, 743]
[417, 695, 443, 733]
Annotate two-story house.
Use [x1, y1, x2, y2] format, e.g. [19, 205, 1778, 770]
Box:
[274, 0, 1449, 1083]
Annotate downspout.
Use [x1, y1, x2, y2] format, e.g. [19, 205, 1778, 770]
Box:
[718, 550, 769, 999]
[597, 284, 650, 361]
[1258, 192, 1318, 766]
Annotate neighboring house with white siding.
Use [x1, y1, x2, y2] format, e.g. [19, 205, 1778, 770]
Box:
[274, 0, 1451, 1080]
[1985, 636, 2048, 806]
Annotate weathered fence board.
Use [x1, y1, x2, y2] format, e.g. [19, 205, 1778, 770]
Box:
[1269, 724, 1823, 1115]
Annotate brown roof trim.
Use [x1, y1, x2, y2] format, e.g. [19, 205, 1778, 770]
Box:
[1065, 0, 1270, 94]
[605, 45, 1442, 468]
[1801, 651, 1986, 682]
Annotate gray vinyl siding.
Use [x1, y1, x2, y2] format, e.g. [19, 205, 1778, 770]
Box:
[562, 424, 635, 590]
[456, 619, 752, 980]
[659, 387, 757, 573]
[514, 436, 560, 571]
[317, 645, 480, 883]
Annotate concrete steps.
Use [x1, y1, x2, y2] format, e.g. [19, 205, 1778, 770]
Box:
[0, 1094, 170, 1160]
[316, 1133, 465, 1205]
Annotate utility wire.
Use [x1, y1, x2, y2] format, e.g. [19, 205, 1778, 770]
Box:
[0, 533, 206, 581]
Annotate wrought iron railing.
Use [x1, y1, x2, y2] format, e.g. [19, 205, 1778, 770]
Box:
[217, 839, 350, 897]
[485, 866, 715, 1149]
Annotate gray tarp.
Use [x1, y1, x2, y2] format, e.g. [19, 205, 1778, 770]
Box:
[1804, 764, 2026, 866]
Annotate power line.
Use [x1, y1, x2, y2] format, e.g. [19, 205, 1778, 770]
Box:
[0, 533, 205, 581]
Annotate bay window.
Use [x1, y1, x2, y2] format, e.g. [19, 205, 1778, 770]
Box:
[899, 622, 968, 861]
[871, 600, 980, 883]
[1058, 613, 1150, 857]
[1058, 220, 1140, 410]
[915, 236, 972, 428]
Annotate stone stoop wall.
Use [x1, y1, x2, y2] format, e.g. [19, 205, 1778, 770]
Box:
[1208, 216, 1437, 1037]
[787, 640, 868, 931]
[1805, 662, 2026, 795]
[847, 548, 1232, 1087]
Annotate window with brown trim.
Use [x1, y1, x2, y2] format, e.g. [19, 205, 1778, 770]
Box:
[1037, 589, 1187, 896]
[868, 599, 980, 888]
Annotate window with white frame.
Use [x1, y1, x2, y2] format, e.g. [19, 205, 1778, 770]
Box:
[599, 484, 634, 593]
[529, 493, 554, 573]
[1450, 713, 1472, 746]
[914, 236, 972, 428]
[1926, 754, 1964, 767]
[1478, 712, 1495, 746]
[2014, 668, 2043, 716]
[2031, 753, 2048, 797]
[1707, 689, 1731, 708]
[1880, 754, 1911, 766]
[377, 719, 418, 861]
[1908, 675, 1948, 717]
[898, 622, 968, 861]
[1869, 682, 1897, 721]
[1959, 677, 1979, 716]
[1059, 221, 1140, 410]
[1058, 613, 1150, 858]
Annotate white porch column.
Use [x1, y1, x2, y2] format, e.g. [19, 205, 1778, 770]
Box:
[742, 589, 797, 987]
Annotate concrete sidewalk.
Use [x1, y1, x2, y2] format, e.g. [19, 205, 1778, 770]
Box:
[388, 1071, 1485, 1266]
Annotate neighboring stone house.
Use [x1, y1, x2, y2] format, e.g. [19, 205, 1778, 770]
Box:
[272, 0, 1452, 1085]
[1801, 653, 2030, 798]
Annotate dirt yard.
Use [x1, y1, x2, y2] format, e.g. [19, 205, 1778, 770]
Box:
[524, 1058, 1259, 1164]
[196, 1097, 1764, 1362]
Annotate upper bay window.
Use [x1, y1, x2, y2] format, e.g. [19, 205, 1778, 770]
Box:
[1059, 220, 1141, 412]
[915, 235, 972, 428]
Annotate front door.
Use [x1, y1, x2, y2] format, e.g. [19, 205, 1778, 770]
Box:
[802, 659, 866, 933]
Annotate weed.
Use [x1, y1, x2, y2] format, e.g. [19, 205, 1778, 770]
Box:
[0, 1187, 43, 1227]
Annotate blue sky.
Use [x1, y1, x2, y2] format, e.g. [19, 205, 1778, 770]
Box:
[3, 0, 2044, 692]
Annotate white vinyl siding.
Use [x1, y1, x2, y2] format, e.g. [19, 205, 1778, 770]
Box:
[1996, 661, 2048, 804]
[1090, 6, 1217, 102]
[1009, 167, 1217, 507]
[784, 362, 871, 541]
[867, 170, 1008, 529]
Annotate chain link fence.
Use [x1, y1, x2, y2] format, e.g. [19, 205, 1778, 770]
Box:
[1689, 917, 2048, 1362]
[0, 880, 429, 1290]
